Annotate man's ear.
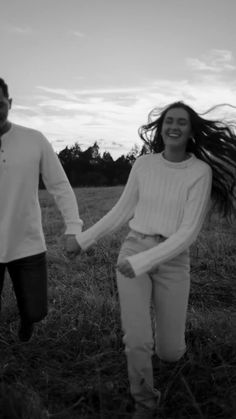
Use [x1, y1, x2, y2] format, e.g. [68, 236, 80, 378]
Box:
[8, 98, 12, 109]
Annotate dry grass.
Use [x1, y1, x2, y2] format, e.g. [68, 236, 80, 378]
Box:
[0, 186, 235, 419]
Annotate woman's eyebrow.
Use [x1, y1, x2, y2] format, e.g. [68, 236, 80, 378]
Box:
[165, 117, 188, 122]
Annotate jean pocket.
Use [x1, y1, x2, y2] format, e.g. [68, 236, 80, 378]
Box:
[126, 231, 139, 241]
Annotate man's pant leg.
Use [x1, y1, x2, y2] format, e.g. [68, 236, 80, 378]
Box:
[7, 252, 48, 323]
[0, 264, 6, 313]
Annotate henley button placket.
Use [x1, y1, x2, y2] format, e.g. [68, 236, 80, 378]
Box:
[0, 138, 6, 165]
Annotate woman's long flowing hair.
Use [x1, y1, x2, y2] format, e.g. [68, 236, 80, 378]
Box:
[139, 101, 236, 221]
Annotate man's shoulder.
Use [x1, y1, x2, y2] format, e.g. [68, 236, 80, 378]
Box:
[12, 123, 44, 139]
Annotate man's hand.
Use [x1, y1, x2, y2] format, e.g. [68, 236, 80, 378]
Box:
[116, 259, 135, 278]
[63, 234, 81, 258]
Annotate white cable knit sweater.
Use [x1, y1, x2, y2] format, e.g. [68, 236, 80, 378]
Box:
[76, 152, 212, 276]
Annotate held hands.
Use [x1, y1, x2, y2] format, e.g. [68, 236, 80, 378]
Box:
[62, 235, 136, 277]
[63, 234, 81, 259]
[116, 259, 135, 278]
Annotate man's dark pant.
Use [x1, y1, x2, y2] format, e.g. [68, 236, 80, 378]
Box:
[0, 252, 48, 323]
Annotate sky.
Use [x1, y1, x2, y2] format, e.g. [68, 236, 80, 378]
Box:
[1, 0, 236, 158]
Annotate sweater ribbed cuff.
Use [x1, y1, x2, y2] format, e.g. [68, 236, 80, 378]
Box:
[75, 232, 96, 250]
[65, 221, 83, 235]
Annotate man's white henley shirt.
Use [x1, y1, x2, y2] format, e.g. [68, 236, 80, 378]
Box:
[0, 123, 83, 262]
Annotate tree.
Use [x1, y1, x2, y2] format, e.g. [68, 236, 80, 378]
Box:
[101, 152, 114, 185]
[56, 140, 135, 187]
[113, 155, 132, 185]
[58, 142, 82, 166]
[81, 141, 100, 163]
[102, 151, 114, 162]
[140, 143, 149, 155]
[126, 143, 141, 164]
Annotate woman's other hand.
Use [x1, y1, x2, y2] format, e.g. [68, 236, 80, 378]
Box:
[117, 259, 135, 278]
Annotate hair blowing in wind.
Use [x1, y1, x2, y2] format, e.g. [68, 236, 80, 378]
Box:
[139, 102, 236, 221]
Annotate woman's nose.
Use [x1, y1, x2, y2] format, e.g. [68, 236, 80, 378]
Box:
[170, 121, 179, 129]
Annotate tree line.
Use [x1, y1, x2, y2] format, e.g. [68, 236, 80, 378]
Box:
[40, 141, 147, 188]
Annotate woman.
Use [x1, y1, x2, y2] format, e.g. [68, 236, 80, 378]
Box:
[70, 102, 236, 418]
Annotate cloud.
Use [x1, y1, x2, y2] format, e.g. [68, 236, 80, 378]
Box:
[187, 49, 236, 73]
[112, 141, 124, 147]
[70, 30, 86, 38]
[36, 86, 79, 101]
[37, 85, 145, 97]
[11, 76, 236, 158]
[5, 25, 31, 34]
[14, 105, 34, 111]
[186, 58, 220, 72]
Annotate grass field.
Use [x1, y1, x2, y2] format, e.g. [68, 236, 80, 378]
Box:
[0, 186, 236, 419]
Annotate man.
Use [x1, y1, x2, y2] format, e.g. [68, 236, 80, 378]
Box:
[0, 78, 82, 341]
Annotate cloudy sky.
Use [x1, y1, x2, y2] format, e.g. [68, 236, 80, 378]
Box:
[1, 0, 236, 158]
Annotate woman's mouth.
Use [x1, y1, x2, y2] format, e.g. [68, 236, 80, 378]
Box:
[167, 132, 181, 139]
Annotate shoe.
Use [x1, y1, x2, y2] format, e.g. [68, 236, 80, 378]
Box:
[132, 404, 157, 418]
[18, 320, 34, 342]
[132, 379, 161, 418]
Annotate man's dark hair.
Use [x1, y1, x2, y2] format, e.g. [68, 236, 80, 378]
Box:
[0, 78, 9, 98]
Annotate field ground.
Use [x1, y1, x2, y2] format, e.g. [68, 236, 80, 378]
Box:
[0, 186, 236, 419]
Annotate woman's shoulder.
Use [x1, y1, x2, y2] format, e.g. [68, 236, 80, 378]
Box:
[134, 152, 160, 165]
[193, 156, 212, 175]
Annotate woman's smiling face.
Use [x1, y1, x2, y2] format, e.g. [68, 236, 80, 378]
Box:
[161, 107, 192, 152]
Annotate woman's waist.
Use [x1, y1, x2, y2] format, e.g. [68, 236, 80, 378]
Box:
[126, 229, 190, 260]
[128, 228, 168, 243]
[129, 219, 171, 240]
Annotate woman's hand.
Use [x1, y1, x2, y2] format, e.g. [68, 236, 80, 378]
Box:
[63, 235, 82, 258]
[116, 259, 135, 278]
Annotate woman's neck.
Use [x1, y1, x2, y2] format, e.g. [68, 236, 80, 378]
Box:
[163, 148, 190, 163]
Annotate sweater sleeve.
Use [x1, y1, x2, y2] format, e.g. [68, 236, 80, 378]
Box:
[127, 165, 212, 276]
[75, 157, 140, 249]
[40, 135, 83, 235]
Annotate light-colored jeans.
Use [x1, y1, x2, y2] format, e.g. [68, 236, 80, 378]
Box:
[116, 230, 190, 409]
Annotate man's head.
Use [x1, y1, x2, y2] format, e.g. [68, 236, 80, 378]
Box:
[0, 78, 12, 134]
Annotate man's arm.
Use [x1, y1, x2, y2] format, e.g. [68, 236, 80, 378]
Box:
[39, 134, 83, 241]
